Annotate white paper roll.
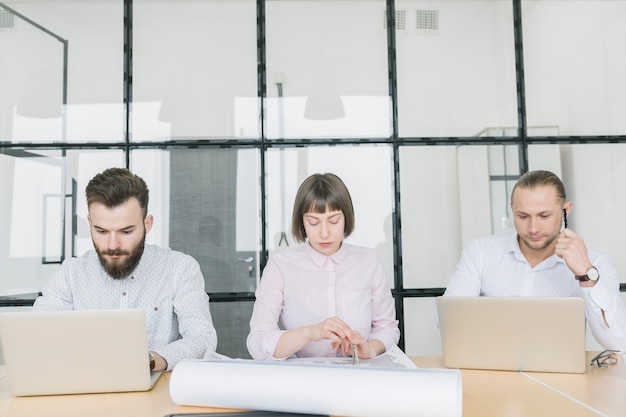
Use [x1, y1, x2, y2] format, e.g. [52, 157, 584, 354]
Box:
[170, 360, 462, 417]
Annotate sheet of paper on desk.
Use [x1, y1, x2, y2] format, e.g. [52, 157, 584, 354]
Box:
[285, 344, 417, 369]
[170, 358, 461, 417]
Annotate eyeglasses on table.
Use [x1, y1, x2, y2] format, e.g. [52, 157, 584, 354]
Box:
[590, 349, 620, 368]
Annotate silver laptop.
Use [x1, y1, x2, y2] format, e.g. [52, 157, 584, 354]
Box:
[436, 296, 586, 373]
[0, 309, 162, 396]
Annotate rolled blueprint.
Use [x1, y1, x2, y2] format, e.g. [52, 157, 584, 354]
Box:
[170, 360, 462, 417]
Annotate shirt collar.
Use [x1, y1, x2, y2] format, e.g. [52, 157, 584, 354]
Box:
[304, 241, 346, 267]
[507, 231, 523, 259]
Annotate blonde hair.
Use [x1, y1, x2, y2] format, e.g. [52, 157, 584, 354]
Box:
[511, 170, 566, 204]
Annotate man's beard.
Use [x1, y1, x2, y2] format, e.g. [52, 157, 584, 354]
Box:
[95, 235, 146, 279]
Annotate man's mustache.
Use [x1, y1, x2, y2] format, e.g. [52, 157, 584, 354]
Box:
[101, 249, 130, 256]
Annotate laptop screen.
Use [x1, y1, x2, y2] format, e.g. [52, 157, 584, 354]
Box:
[436, 296, 586, 373]
[0, 309, 160, 396]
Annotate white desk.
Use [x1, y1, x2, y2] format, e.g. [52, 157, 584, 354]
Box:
[413, 352, 626, 417]
[1, 352, 625, 417]
[0, 369, 234, 417]
[520, 354, 626, 417]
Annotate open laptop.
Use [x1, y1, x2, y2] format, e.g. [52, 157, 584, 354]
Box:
[436, 296, 586, 373]
[0, 309, 162, 396]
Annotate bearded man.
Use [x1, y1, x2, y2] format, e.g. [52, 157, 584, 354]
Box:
[33, 168, 217, 371]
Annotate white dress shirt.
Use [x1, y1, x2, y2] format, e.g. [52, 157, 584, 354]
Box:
[445, 231, 626, 352]
[247, 242, 400, 360]
[33, 244, 217, 370]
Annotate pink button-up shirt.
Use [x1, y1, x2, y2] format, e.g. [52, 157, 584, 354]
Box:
[247, 242, 400, 360]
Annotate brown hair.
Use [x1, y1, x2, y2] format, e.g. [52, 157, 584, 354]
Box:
[511, 170, 566, 204]
[86, 168, 149, 218]
[291, 173, 355, 243]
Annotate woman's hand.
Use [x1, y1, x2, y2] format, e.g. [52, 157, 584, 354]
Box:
[306, 316, 374, 358]
[305, 316, 353, 345]
[274, 316, 384, 359]
[335, 336, 376, 359]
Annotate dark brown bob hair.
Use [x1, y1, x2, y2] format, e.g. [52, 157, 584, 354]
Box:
[291, 173, 355, 243]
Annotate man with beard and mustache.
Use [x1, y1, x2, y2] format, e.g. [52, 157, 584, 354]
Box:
[443, 170, 626, 353]
[33, 168, 217, 372]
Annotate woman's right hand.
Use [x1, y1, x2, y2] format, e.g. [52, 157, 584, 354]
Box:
[305, 316, 352, 346]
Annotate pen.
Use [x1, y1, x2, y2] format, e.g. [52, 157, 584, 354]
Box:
[563, 208, 568, 229]
[351, 343, 359, 366]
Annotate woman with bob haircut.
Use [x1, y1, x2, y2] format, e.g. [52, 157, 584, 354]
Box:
[246, 173, 400, 360]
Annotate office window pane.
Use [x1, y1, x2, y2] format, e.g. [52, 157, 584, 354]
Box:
[66, 151, 127, 257]
[0, 150, 63, 294]
[528, 143, 626, 285]
[133, 0, 258, 141]
[400, 146, 462, 289]
[265, 0, 391, 139]
[397, 0, 517, 137]
[265, 145, 395, 288]
[487, 143, 520, 232]
[0, 149, 125, 297]
[523, 1, 626, 136]
[131, 148, 261, 294]
[403, 297, 441, 356]
[210, 301, 254, 359]
[0, 2, 124, 143]
[400, 145, 496, 289]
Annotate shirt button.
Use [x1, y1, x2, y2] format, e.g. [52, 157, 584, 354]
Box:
[122, 292, 127, 296]
[153, 306, 159, 311]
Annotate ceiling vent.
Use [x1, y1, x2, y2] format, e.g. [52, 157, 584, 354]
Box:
[416, 9, 439, 34]
[383, 9, 407, 32]
[0, 9, 14, 29]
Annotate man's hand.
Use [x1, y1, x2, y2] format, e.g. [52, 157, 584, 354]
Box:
[149, 351, 167, 372]
[555, 228, 597, 287]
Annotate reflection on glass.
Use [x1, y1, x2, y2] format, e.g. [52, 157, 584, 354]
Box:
[487, 143, 521, 232]
[43, 193, 63, 263]
[400, 144, 523, 289]
[132, 148, 261, 294]
[397, 0, 516, 137]
[210, 301, 255, 359]
[133, 0, 258, 141]
[489, 179, 518, 233]
[1, 4, 65, 143]
[402, 142, 626, 289]
[487, 144, 520, 177]
[72, 152, 127, 256]
[1, 150, 65, 295]
[523, 1, 626, 136]
[1, 2, 124, 143]
[9, 152, 63, 259]
[400, 146, 466, 289]
[529, 143, 626, 285]
[265, 0, 390, 139]
[403, 298, 442, 356]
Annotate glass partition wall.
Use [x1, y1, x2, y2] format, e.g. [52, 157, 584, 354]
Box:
[1, 0, 625, 358]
